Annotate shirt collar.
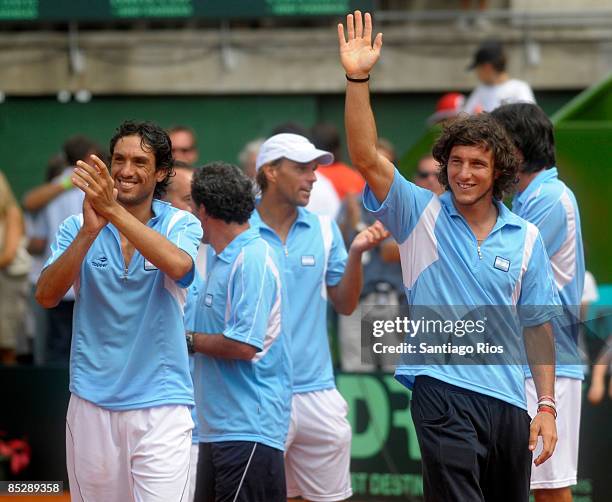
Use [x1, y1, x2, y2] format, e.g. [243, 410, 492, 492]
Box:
[216, 227, 259, 264]
[150, 199, 170, 221]
[251, 205, 312, 234]
[513, 167, 558, 210]
[440, 190, 523, 231]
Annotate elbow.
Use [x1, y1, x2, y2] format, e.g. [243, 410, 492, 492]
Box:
[168, 258, 193, 282]
[336, 300, 358, 316]
[35, 287, 60, 309]
[238, 345, 258, 361]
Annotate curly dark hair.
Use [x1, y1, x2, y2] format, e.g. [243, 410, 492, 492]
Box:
[192, 162, 255, 224]
[109, 121, 174, 198]
[491, 103, 556, 174]
[432, 114, 519, 200]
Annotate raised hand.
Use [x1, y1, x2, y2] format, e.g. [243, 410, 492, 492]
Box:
[73, 155, 119, 220]
[350, 220, 390, 254]
[338, 11, 383, 79]
[81, 196, 108, 236]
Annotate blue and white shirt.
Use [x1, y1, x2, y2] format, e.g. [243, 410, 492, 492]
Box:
[513, 168, 585, 380]
[364, 169, 560, 410]
[184, 243, 209, 444]
[45, 199, 202, 410]
[190, 228, 290, 451]
[250, 207, 348, 394]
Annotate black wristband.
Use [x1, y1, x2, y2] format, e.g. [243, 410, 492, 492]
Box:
[186, 331, 195, 354]
[346, 74, 370, 83]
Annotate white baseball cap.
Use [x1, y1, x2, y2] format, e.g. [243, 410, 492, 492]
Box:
[255, 133, 334, 171]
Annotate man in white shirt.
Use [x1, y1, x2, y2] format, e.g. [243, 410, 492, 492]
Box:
[464, 40, 535, 114]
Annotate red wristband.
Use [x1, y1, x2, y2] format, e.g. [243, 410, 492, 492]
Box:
[537, 406, 557, 419]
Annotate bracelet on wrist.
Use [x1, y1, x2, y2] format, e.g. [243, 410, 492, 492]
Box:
[186, 331, 195, 354]
[537, 395, 555, 404]
[57, 175, 73, 190]
[346, 74, 370, 83]
[537, 405, 557, 419]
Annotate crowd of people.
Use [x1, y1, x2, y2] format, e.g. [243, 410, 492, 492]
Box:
[0, 9, 609, 502]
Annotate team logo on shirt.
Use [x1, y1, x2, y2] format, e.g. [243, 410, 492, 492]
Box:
[91, 256, 108, 268]
[493, 256, 511, 272]
[204, 294, 213, 307]
[144, 259, 158, 271]
[301, 255, 315, 267]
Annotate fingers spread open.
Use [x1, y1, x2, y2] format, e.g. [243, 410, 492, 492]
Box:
[337, 23, 346, 46]
[346, 14, 355, 40]
[364, 12, 373, 42]
[355, 10, 363, 38]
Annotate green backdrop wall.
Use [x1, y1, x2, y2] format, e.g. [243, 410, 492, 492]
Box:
[0, 91, 576, 199]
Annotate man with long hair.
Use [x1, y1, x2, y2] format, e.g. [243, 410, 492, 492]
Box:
[36, 121, 202, 501]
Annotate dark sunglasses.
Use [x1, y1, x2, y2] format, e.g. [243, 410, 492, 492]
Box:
[172, 146, 195, 154]
[416, 171, 438, 179]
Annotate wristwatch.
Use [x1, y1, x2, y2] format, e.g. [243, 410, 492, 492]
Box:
[186, 331, 195, 354]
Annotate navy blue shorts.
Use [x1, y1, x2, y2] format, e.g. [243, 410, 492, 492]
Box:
[194, 441, 285, 502]
[411, 376, 532, 502]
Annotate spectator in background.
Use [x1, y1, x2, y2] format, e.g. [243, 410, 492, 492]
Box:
[163, 161, 195, 212]
[588, 336, 612, 405]
[169, 125, 199, 166]
[238, 138, 264, 180]
[0, 171, 31, 365]
[21, 139, 101, 213]
[464, 40, 535, 114]
[270, 122, 341, 219]
[30, 135, 99, 365]
[311, 122, 365, 200]
[426, 92, 466, 127]
[583, 271, 611, 405]
[25, 153, 68, 365]
[413, 154, 444, 195]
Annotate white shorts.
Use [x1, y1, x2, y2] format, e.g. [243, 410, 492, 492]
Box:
[66, 393, 193, 502]
[187, 443, 199, 502]
[285, 388, 352, 502]
[526, 377, 581, 489]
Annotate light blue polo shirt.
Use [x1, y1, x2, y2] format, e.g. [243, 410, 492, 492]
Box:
[45, 199, 202, 410]
[250, 207, 348, 394]
[363, 169, 561, 410]
[190, 228, 291, 451]
[513, 167, 585, 380]
[184, 244, 208, 444]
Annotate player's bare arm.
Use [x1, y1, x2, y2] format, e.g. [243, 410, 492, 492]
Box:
[328, 220, 389, 315]
[339, 10, 394, 202]
[192, 333, 257, 361]
[35, 184, 109, 307]
[524, 322, 558, 466]
[73, 155, 193, 281]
